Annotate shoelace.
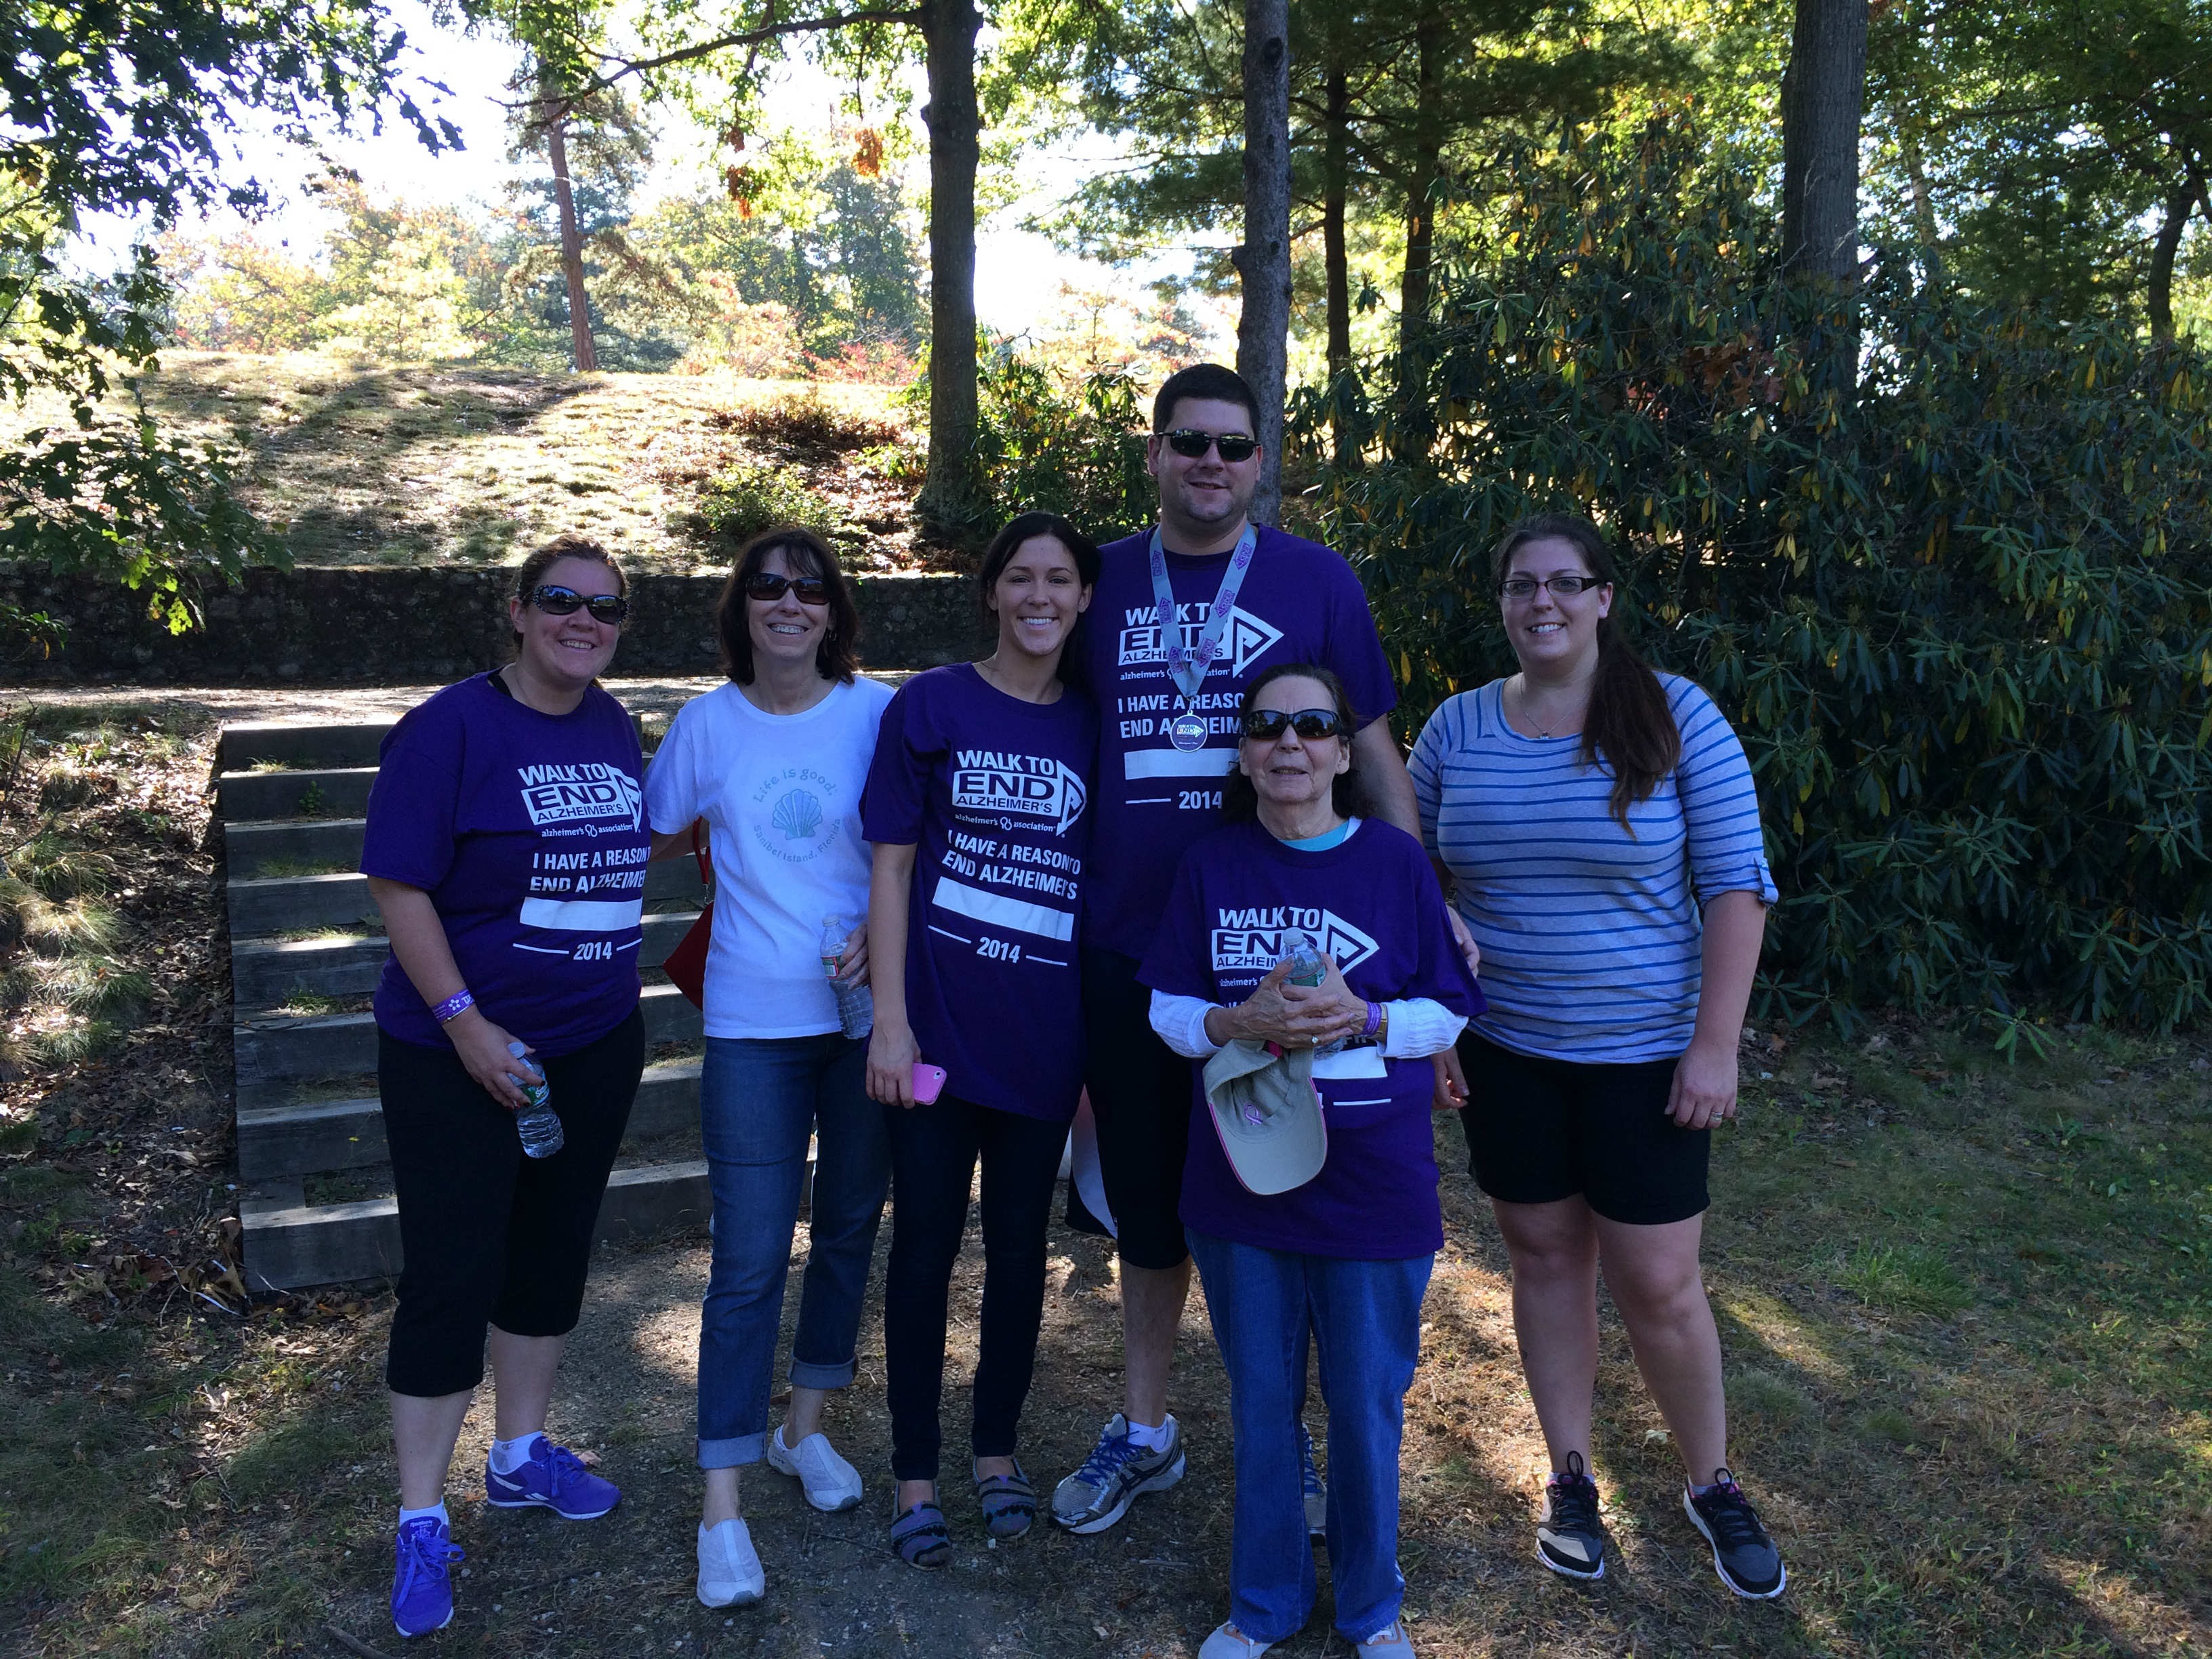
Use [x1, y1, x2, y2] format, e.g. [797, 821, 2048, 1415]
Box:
[1693, 1473, 1767, 1549]
[1075, 1428, 1145, 1485]
[542, 1442, 591, 1496]
[1298, 1429, 1324, 1498]
[394, 1523, 464, 1599]
[1546, 1470, 1600, 1534]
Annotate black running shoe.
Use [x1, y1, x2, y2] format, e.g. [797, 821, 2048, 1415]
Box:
[1535, 1451, 1605, 1580]
[1683, 1469, 1786, 1599]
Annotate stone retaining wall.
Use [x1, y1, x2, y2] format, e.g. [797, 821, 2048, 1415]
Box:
[0, 565, 985, 684]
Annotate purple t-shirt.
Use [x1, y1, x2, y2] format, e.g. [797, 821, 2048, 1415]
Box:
[861, 664, 1097, 1122]
[363, 674, 649, 1054]
[1139, 818, 1483, 1258]
[1081, 525, 1398, 962]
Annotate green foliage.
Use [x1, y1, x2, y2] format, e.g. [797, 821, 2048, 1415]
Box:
[969, 350, 1153, 538]
[1837, 1244, 1972, 1315]
[1294, 123, 2212, 1030]
[697, 462, 841, 541]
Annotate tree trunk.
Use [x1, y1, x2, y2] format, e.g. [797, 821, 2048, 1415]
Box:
[2148, 173, 2198, 342]
[914, 0, 984, 542]
[540, 79, 598, 373]
[1900, 121, 1942, 281]
[1779, 0, 1868, 286]
[1391, 7, 1446, 462]
[1323, 62, 1352, 465]
[1234, 0, 1292, 527]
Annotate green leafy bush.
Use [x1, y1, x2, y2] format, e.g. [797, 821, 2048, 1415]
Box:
[696, 462, 842, 542]
[1293, 123, 2212, 1029]
[970, 350, 1154, 541]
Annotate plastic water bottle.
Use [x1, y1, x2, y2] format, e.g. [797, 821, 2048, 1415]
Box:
[1282, 933, 1343, 1057]
[820, 916, 874, 1039]
[508, 1042, 565, 1158]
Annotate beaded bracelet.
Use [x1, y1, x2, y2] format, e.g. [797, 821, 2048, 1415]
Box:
[432, 989, 475, 1025]
[1361, 1000, 1383, 1040]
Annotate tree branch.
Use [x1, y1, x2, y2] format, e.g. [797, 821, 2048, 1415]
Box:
[575, 9, 924, 96]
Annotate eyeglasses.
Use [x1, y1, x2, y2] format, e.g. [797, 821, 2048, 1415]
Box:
[528, 585, 629, 624]
[1498, 574, 1599, 600]
[744, 572, 832, 605]
[1240, 707, 1348, 742]
[1161, 428, 1259, 464]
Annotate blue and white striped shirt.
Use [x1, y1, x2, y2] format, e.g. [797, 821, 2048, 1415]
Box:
[1408, 674, 1777, 1065]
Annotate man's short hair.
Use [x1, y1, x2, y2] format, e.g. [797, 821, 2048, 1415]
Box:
[1153, 363, 1262, 436]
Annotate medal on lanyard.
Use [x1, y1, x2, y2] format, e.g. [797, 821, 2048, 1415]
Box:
[1151, 525, 1258, 752]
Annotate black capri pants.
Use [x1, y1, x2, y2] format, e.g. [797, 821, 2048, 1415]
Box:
[383, 1007, 644, 1397]
[1074, 945, 1199, 1271]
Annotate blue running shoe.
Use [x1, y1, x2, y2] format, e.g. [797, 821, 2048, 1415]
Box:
[1298, 1422, 1326, 1542]
[390, 1516, 464, 1639]
[484, 1435, 621, 1520]
[1050, 1413, 1185, 1535]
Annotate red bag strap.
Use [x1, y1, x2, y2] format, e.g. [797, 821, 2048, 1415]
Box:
[690, 819, 712, 892]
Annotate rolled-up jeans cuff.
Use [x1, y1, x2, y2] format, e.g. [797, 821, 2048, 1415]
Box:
[697, 1432, 766, 1471]
[789, 1355, 856, 1391]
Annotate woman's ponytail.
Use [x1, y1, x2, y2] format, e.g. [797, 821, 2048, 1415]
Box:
[1493, 514, 1679, 832]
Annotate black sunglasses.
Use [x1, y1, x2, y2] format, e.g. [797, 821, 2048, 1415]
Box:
[528, 584, 628, 624]
[1240, 707, 1348, 742]
[1161, 428, 1259, 464]
[745, 572, 832, 605]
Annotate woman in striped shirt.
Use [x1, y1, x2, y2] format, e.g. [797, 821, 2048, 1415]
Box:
[1409, 512, 1788, 1601]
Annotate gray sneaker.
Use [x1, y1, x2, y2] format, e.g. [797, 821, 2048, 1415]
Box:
[1298, 1422, 1326, 1541]
[1050, 1413, 1185, 1534]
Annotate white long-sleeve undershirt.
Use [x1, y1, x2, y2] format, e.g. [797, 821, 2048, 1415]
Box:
[1147, 988, 1467, 1063]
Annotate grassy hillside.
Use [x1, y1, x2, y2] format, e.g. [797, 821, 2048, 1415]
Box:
[89, 353, 942, 575]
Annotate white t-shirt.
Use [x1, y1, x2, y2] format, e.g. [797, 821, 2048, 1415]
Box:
[644, 676, 895, 1039]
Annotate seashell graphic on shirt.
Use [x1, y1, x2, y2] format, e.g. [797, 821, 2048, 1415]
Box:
[772, 788, 825, 840]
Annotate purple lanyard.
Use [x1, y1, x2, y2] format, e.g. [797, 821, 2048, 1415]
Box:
[1149, 523, 1259, 705]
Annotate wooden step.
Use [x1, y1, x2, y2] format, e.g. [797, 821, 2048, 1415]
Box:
[234, 912, 700, 1009]
[236, 1060, 703, 1180]
[219, 722, 395, 774]
[216, 766, 378, 823]
[227, 857, 708, 937]
[236, 983, 703, 1098]
[224, 817, 371, 880]
[241, 1159, 716, 1290]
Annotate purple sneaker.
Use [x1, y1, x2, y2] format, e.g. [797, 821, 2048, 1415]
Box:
[484, 1435, 621, 1520]
[391, 1516, 464, 1639]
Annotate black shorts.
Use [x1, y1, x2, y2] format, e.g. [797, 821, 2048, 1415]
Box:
[1073, 946, 1198, 1271]
[1457, 1030, 1708, 1226]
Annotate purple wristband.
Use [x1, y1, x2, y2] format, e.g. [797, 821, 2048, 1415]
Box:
[432, 989, 475, 1025]
[1361, 1000, 1383, 1039]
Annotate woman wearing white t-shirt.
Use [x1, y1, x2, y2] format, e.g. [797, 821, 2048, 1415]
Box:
[644, 527, 895, 1609]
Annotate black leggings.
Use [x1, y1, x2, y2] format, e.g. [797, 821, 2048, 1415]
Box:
[382, 1009, 644, 1397]
[882, 1094, 1069, 1481]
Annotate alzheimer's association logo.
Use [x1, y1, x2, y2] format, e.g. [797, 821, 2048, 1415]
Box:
[1117, 602, 1284, 676]
[1210, 905, 1378, 975]
[518, 762, 642, 832]
[950, 749, 1088, 835]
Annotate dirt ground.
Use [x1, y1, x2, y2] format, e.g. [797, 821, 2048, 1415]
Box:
[2, 688, 2207, 1658]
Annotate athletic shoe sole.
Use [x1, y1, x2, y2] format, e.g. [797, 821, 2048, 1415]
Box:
[1681, 1490, 1787, 1600]
[1057, 1450, 1187, 1536]
[764, 1439, 862, 1513]
[697, 1581, 766, 1609]
[1535, 1538, 1605, 1582]
[393, 1608, 453, 1639]
[484, 1490, 619, 1519]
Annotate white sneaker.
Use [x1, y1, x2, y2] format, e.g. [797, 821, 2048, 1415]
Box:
[696, 1517, 764, 1608]
[766, 1424, 863, 1513]
[1199, 1624, 1275, 1659]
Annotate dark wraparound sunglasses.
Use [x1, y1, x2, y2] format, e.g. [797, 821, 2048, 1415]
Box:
[1161, 428, 1259, 464]
[529, 585, 629, 624]
[745, 572, 832, 605]
[1240, 707, 1349, 742]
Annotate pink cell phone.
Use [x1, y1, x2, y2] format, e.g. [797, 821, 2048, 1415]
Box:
[911, 1062, 948, 1105]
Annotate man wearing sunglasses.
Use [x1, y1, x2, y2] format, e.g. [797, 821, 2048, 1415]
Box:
[1053, 363, 1427, 1540]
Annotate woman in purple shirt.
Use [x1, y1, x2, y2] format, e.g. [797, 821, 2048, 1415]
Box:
[861, 512, 1099, 1567]
[361, 535, 646, 1641]
[1141, 664, 1482, 1659]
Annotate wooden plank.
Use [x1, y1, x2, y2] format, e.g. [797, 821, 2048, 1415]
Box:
[226, 857, 707, 939]
[236, 1060, 703, 1180]
[224, 817, 367, 879]
[233, 912, 699, 1010]
[216, 766, 379, 822]
[218, 723, 394, 773]
[240, 1157, 722, 1290]
[235, 983, 705, 1087]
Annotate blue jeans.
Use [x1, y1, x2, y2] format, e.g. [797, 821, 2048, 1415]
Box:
[697, 1033, 890, 1469]
[1186, 1228, 1433, 1644]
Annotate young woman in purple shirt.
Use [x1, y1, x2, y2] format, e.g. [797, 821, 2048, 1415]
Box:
[1140, 664, 1483, 1659]
[361, 536, 646, 1641]
[861, 512, 1099, 1567]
